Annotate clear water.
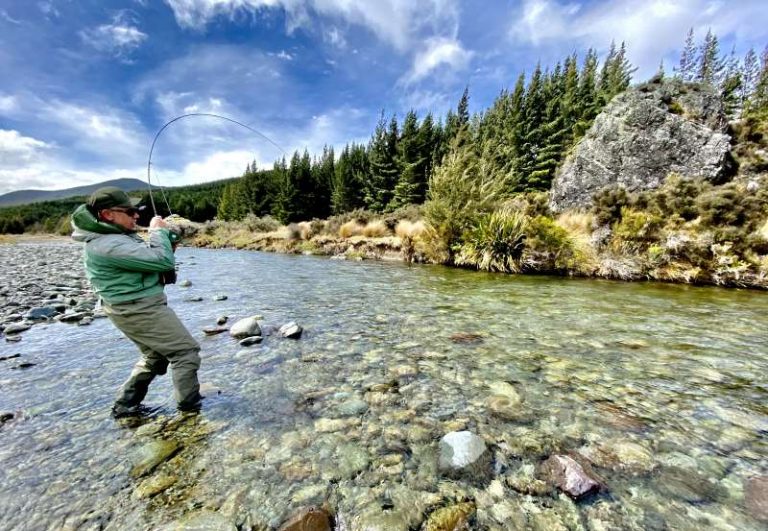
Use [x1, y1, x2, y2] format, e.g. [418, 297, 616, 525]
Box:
[0, 246, 766, 530]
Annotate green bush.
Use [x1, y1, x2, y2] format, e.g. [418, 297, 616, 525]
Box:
[454, 207, 527, 273]
[525, 215, 575, 270]
[243, 213, 281, 232]
[612, 208, 663, 248]
[645, 174, 706, 221]
[592, 186, 630, 225]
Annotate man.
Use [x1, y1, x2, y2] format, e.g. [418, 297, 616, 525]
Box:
[71, 186, 202, 417]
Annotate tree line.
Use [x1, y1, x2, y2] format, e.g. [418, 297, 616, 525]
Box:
[2, 31, 767, 234]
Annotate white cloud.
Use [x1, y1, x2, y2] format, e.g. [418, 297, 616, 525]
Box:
[509, 0, 768, 78]
[175, 149, 259, 184]
[80, 11, 148, 58]
[0, 9, 22, 24]
[0, 94, 18, 113]
[324, 26, 346, 48]
[401, 37, 473, 85]
[0, 130, 51, 168]
[164, 0, 459, 51]
[399, 89, 451, 115]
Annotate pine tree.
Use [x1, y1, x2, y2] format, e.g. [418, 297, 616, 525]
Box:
[696, 29, 725, 85]
[270, 157, 293, 223]
[720, 46, 742, 119]
[366, 112, 399, 211]
[391, 110, 425, 209]
[741, 47, 760, 112]
[675, 28, 696, 81]
[457, 86, 470, 128]
[749, 45, 768, 116]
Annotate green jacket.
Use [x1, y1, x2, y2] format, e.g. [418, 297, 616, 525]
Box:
[71, 204, 175, 304]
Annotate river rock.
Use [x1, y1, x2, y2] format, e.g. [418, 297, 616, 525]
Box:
[423, 502, 476, 531]
[550, 78, 731, 211]
[540, 455, 602, 500]
[133, 473, 178, 500]
[217, 315, 228, 325]
[213, 294, 228, 301]
[24, 306, 59, 320]
[164, 510, 236, 531]
[656, 466, 725, 503]
[203, 326, 228, 336]
[130, 440, 181, 478]
[179, 280, 192, 287]
[579, 439, 656, 474]
[239, 335, 263, 346]
[3, 323, 31, 334]
[229, 317, 262, 339]
[438, 431, 491, 480]
[278, 321, 303, 339]
[0, 353, 21, 361]
[57, 312, 86, 323]
[0, 411, 14, 424]
[278, 506, 333, 531]
[745, 475, 768, 522]
[336, 398, 369, 417]
[184, 296, 203, 302]
[5, 335, 22, 343]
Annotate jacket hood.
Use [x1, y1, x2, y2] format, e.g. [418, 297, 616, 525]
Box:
[71, 204, 125, 242]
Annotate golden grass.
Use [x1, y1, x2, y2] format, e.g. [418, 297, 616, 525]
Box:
[555, 211, 594, 236]
[395, 220, 426, 239]
[361, 220, 389, 237]
[759, 219, 768, 240]
[0, 234, 16, 244]
[339, 220, 365, 238]
[297, 221, 313, 240]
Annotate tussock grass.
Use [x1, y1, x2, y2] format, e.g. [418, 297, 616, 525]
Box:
[395, 220, 426, 239]
[339, 220, 365, 238]
[362, 220, 389, 237]
[760, 219, 768, 241]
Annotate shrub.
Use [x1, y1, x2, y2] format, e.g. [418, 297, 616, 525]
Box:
[454, 207, 527, 273]
[592, 186, 630, 225]
[286, 223, 302, 240]
[324, 209, 375, 236]
[645, 174, 706, 221]
[611, 208, 663, 250]
[395, 220, 426, 239]
[243, 213, 280, 233]
[339, 220, 364, 238]
[525, 215, 575, 270]
[362, 220, 389, 237]
[696, 184, 743, 227]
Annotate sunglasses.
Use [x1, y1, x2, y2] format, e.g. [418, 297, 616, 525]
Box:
[110, 207, 140, 215]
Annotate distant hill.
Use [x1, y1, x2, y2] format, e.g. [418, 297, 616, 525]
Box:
[0, 178, 150, 207]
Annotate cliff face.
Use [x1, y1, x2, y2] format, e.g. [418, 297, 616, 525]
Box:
[550, 79, 732, 212]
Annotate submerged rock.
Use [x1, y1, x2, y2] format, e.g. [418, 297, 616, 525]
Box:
[229, 317, 262, 339]
[239, 335, 263, 346]
[540, 454, 602, 500]
[24, 306, 59, 320]
[217, 315, 228, 325]
[203, 326, 228, 336]
[179, 280, 192, 287]
[745, 475, 768, 522]
[130, 440, 181, 478]
[438, 431, 490, 480]
[278, 506, 333, 531]
[278, 321, 303, 339]
[3, 323, 31, 334]
[423, 502, 476, 531]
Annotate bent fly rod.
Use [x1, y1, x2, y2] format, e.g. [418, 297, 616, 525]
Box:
[145, 113, 287, 216]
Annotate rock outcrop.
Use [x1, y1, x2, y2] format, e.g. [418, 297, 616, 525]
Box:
[550, 78, 732, 211]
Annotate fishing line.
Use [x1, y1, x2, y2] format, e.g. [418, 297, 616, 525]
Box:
[145, 113, 287, 216]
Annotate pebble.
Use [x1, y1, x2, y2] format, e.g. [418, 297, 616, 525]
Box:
[278, 321, 303, 339]
[239, 335, 263, 346]
[217, 315, 228, 325]
[203, 326, 228, 336]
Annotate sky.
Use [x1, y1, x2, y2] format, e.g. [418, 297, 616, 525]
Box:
[1, 0, 767, 195]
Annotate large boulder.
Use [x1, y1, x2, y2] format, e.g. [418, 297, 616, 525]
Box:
[550, 78, 732, 212]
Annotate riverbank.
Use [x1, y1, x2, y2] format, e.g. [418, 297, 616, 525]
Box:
[184, 216, 768, 291]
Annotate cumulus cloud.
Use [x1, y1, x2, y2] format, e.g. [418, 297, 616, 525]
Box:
[0, 94, 18, 113]
[401, 37, 473, 85]
[509, 0, 768, 77]
[80, 11, 148, 59]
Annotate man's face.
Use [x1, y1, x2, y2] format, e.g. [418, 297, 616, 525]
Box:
[99, 207, 140, 231]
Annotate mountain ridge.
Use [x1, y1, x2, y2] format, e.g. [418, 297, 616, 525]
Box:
[0, 178, 150, 207]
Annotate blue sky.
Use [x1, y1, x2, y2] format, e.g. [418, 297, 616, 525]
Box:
[1, 0, 767, 195]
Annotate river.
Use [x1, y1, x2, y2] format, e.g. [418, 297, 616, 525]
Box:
[0, 245, 766, 530]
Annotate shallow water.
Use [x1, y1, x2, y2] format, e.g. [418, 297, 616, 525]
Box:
[1, 246, 766, 530]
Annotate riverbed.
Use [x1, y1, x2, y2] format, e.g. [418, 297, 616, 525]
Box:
[0, 242, 766, 530]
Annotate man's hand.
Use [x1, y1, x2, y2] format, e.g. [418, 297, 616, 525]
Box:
[149, 216, 168, 229]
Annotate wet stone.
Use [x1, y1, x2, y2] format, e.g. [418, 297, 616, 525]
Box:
[3, 323, 31, 334]
[438, 431, 491, 480]
[203, 326, 228, 336]
[278, 321, 303, 339]
[179, 280, 192, 287]
[184, 296, 203, 302]
[57, 312, 86, 322]
[744, 475, 768, 523]
[656, 466, 726, 503]
[239, 335, 263, 346]
[230, 316, 262, 339]
[133, 473, 178, 499]
[213, 294, 228, 301]
[24, 306, 59, 320]
[278, 506, 332, 531]
[129, 440, 181, 478]
[540, 454, 602, 500]
[217, 315, 228, 325]
[423, 502, 476, 531]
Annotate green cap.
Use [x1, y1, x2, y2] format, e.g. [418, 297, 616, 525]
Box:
[87, 187, 142, 211]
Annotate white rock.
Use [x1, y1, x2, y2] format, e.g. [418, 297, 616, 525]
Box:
[229, 317, 262, 339]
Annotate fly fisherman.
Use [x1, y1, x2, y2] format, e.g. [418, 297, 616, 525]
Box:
[71, 187, 202, 417]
